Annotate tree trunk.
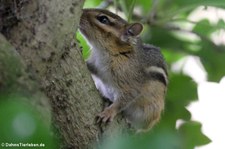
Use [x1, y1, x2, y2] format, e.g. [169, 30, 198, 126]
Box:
[0, 0, 128, 148]
[0, 33, 51, 126]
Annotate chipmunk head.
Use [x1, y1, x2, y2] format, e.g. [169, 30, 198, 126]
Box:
[79, 9, 143, 54]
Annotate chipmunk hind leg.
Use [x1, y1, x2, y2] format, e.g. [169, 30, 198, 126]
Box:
[124, 98, 163, 132]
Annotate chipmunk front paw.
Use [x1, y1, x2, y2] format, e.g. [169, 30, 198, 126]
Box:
[97, 105, 117, 123]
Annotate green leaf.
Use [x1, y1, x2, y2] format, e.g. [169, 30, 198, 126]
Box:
[193, 19, 224, 37]
[193, 19, 215, 37]
[76, 32, 90, 60]
[190, 18, 225, 81]
[162, 103, 191, 128]
[178, 121, 211, 149]
[162, 50, 186, 64]
[167, 73, 197, 105]
[197, 43, 225, 81]
[218, 19, 225, 27]
[84, 0, 103, 8]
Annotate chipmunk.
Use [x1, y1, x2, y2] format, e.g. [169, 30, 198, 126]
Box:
[79, 8, 168, 131]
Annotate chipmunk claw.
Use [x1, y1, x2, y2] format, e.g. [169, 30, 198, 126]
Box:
[97, 106, 117, 123]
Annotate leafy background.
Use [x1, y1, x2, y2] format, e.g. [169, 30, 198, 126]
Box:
[77, 0, 225, 149]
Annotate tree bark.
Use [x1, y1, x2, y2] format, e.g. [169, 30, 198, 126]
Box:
[0, 33, 51, 126]
[1, 0, 128, 148]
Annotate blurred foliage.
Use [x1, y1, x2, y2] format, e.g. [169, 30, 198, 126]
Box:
[77, 0, 225, 148]
[0, 96, 58, 149]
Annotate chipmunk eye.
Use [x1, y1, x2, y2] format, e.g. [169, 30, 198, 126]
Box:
[97, 15, 110, 24]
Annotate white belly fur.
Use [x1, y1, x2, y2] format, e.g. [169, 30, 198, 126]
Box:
[91, 75, 118, 102]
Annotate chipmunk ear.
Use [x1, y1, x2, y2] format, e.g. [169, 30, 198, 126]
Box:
[120, 23, 143, 42]
[125, 23, 143, 36]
